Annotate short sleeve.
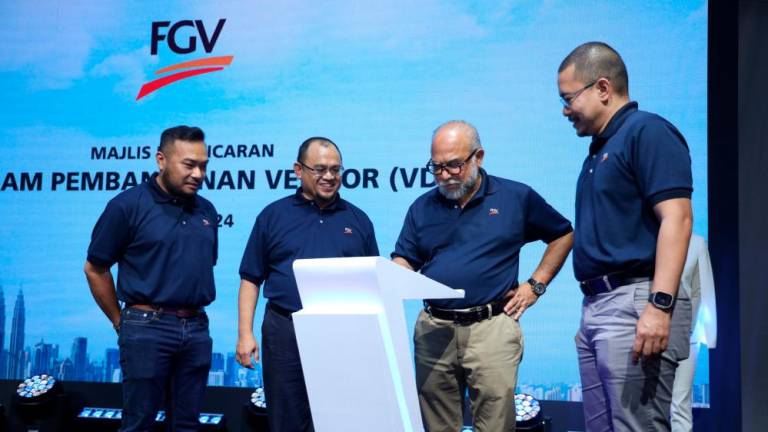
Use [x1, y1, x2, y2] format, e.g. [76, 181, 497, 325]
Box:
[210, 205, 219, 266]
[365, 218, 380, 257]
[86, 199, 132, 268]
[524, 188, 573, 244]
[391, 206, 425, 270]
[239, 213, 269, 285]
[633, 120, 693, 206]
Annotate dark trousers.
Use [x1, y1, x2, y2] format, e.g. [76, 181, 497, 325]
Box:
[262, 302, 315, 432]
[118, 307, 212, 432]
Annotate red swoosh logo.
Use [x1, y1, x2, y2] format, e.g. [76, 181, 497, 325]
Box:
[136, 55, 233, 101]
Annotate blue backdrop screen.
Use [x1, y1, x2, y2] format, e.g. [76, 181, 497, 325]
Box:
[0, 1, 708, 404]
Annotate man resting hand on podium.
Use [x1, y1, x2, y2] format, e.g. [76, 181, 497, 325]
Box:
[392, 120, 573, 432]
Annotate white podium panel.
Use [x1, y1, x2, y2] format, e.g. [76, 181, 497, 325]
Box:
[292, 257, 464, 432]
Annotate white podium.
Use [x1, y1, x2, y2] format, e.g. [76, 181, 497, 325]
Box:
[291, 256, 464, 432]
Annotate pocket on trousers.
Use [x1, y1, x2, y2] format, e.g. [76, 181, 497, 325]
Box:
[118, 326, 161, 379]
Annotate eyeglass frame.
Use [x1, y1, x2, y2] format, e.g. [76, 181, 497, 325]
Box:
[298, 162, 345, 177]
[560, 80, 597, 109]
[425, 148, 480, 175]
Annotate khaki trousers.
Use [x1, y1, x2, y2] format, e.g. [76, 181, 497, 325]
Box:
[414, 309, 523, 432]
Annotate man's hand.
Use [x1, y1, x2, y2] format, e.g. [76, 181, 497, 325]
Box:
[236, 333, 259, 369]
[503, 283, 540, 320]
[632, 303, 672, 362]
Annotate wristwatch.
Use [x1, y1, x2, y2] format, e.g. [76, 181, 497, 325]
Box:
[527, 278, 547, 296]
[648, 291, 675, 312]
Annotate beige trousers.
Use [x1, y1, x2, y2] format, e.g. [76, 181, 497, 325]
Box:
[414, 309, 524, 432]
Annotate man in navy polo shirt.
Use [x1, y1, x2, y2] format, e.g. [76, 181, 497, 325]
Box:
[236, 137, 379, 432]
[558, 42, 694, 431]
[392, 120, 574, 432]
[84, 125, 217, 432]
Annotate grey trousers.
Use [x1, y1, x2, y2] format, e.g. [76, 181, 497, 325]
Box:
[576, 281, 692, 432]
[414, 309, 523, 432]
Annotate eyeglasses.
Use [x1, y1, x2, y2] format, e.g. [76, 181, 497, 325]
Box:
[426, 149, 479, 175]
[560, 80, 596, 109]
[299, 162, 344, 177]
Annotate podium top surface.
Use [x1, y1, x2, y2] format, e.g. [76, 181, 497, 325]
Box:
[293, 257, 464, 312]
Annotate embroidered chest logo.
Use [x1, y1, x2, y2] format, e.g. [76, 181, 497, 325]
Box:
[489, 208, 500, 216]
[343, 227, 353, 235]
[600, 152, 609, 163]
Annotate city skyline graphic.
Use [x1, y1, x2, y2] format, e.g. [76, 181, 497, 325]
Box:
[0, 284, 709, 405]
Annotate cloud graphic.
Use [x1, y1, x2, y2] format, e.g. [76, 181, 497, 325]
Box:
[0, 1, 126, 89]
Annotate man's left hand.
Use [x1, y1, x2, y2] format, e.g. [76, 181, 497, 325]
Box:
[503, 283, 539, 320]
[632, 303, 672, 362]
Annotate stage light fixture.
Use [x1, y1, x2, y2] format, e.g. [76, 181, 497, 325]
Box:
[244, 386, 269, 430]
[250, 386, 267, 409]
[16, 374, 59, 400]
[459, 394, 547, 432]
[514, 393, 546, 431]
[13, 374, 68, 429]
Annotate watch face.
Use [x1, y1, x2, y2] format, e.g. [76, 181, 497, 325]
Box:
[532, 283, 546, 296]
[651, 292, 674, 308]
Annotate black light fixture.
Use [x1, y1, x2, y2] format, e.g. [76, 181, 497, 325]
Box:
[250, 387, 267, 409]
[12, 374, 71, 431]
[460, 393, 548, 432]
[244, 386, 268, 430]
[514, 393, 547, 431]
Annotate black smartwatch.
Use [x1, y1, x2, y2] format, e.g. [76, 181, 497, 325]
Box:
[527, 278, 547, 296]
[648, 291, 675, 312]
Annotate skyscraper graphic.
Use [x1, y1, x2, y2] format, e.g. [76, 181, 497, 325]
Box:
[71, 337, 87, 381]
[8, 288, 25, 379]
[32, 339, 54, 376]
[105, 348, 120, 383]
[0, 285, 6, 378]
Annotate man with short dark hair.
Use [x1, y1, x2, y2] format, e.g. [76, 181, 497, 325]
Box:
[85, 125, 218, 431]
[393, 120, 573, 432]
[236, 137, 379, 432]
[558, 42, 694, 431]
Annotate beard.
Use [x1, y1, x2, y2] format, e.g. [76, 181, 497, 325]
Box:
[160, 171, 197, 199]
[438, 164, 480, 201]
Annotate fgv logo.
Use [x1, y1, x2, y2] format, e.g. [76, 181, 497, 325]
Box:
[136, 19, 233, 101]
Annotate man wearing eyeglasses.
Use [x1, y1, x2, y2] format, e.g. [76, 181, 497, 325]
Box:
[392, 120, 574, 432]
[236, 137, 379, 432]
[558, 42, 693, 431]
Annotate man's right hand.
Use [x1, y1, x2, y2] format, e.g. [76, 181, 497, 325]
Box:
[236, 334, 259, 369]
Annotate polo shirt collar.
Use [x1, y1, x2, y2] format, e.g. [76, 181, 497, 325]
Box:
[433, 168, 496, 206]
[589, 101, 638, 155]
[147, 173, 197, 208]
[292, 188, 348, 210]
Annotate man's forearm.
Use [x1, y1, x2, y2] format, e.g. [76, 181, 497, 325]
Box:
[530, 232, 574, 285]
[238, 279, 260, 338]
[84, 261, 121, 326]
[652, 201, 693, 297]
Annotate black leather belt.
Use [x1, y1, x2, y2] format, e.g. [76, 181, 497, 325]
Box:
[579, 272, 652, 296]
[267, 302, 296, 320]
[425, 299, 506, 325]
[128, 304, 203, 318]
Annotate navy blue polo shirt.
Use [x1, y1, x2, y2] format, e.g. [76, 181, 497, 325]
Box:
[87, 174, 218, 307]
[239, 189, 379, 312]
[392, 169, 573, 309]
[573, 102, 693, 281]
